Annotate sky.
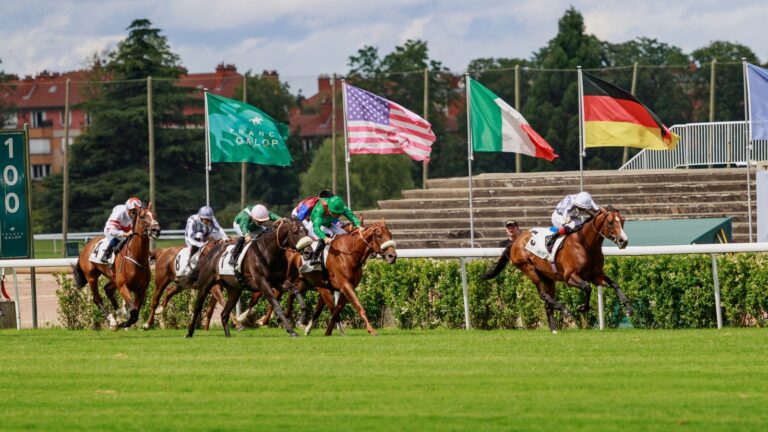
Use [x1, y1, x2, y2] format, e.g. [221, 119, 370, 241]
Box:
[2, 0, 767, 95]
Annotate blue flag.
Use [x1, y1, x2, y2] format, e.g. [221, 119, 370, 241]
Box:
[747, 63, 768, 140]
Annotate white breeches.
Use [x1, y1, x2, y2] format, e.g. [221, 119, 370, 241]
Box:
[233, 222, 244, 237]
[305, 221, 345, 240]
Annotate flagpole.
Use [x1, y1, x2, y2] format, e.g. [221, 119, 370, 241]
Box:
[577, 66, 585, 192]
[465, 73, 475, 247]
[341, 80, 352, 208]
[743, 58, 754, 242]
[203, 89, 211, 206]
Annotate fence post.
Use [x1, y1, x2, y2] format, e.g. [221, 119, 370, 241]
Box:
[12, 269, 20, 330]
[460, 258, 471, 330]
[597, 285, 605, 330]
[711, 254, 723, 329]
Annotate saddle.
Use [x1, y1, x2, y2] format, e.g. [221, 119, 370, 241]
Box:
[217, 241, 254, 276]
[296, 236, 331, 273]
[525, 228, 566, 263]
[88, 237, 128, 267]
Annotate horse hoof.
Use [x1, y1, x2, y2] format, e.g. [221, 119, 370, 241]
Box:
[236, 325, 245, 332]
[110, 325, 118, 332]
[185, 334, 193, 339]
[551, 330, 558, 334]
[142, 323, 151, 330]
[289, 332, 298, 338]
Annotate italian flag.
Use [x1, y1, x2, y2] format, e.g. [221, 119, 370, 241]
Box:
[468, 78, 558, 161]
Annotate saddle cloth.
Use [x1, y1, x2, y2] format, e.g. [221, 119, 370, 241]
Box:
[296, 236, 331, 272]
[173, 247, 194, 277]
[217, 241, 253, 276]
[88, 238, 116, 266]
[525, 228, 566, 262]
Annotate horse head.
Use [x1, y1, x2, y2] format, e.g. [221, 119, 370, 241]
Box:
[275, 218, 307, 250]
[360, 220, 397, 264]
[597, 206, 628, 249]
[135, 203, 161, 239]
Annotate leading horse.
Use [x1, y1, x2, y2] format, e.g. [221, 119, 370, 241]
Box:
[72, 205, 161, 329]
[482, 206, 632, 332]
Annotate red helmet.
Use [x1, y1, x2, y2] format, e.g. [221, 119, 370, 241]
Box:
[125, 197, 142, 210]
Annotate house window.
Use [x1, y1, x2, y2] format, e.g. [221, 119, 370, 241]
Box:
[60, 110, 72, 127]
[3, 112, 18, 129]
[31, 164, 51, 180]
[30, 138, 51, 154]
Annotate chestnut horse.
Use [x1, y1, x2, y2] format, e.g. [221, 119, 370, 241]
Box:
[143, 246, 242, 331]
[185, 219, 307, 338]
[71, 205, 161, 330]
[482, 206, 633, 332]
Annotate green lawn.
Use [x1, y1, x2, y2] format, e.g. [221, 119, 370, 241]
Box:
[1, 328, 766, 431]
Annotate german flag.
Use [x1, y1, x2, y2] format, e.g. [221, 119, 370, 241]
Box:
[582, 71, 679, 150]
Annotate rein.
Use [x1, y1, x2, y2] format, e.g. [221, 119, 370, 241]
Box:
[585, 209, 617, 243]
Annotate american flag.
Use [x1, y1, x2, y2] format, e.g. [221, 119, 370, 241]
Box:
[344, 83, 436, 161]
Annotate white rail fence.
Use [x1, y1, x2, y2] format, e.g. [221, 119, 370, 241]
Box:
[4, 243, 768, 331]
[620, 121, 768, 171]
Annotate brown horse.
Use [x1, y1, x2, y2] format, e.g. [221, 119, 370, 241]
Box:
[185, 219, 307, 338]
[482, 206, 632, 333]
[71, 205, 161, 330]
[143, 246, 242, 331]
[299, 221, 397, 336]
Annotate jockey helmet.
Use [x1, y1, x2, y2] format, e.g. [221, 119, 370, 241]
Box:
[198, 205, 214, 220]
[318, 189, 334, 198]
[250, 204, 270, 222]
[574, 191, 596, 210]
[125, 197, 142, 210]
[327, 196, 346, 214]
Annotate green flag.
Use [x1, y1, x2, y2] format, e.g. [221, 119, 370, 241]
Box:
[205, 92, 292, 166]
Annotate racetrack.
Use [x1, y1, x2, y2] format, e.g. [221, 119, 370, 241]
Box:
[1, 328, 766, 431]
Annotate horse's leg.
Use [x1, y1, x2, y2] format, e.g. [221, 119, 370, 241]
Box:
[103, 281, 119, 311]
[88, 276, 117, 330]
[544, 301, 558, 334]
[186, 281, 214, 338]
[520, 264, 572, 328]
[577, 284, 592, 313]
[597, 275, 634, 316]
[324, 295, 350, 336]
[305, 287, 333, 336]
[144, 273, 172, 330]
[220, 288, 242, 338]
[127, 283, 148, 327]
[334, 282, 376, 336]
[283, 281, 308, 328]
[203, 294, 217, 331]
[236, 292, 262, 323]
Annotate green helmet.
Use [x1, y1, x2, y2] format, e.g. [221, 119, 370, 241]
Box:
[327, 196, 346, 214]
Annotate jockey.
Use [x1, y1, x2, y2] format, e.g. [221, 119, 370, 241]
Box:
[291, 189, 335, 233]
[185, 205, 228, 258]
[101, 197, 143, 262]
[308, 195, 360, 265]
[545, 191, 600, 252]
[229, 204, 281, 266]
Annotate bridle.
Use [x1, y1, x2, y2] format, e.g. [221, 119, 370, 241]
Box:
[116, 208, 158, 271]
[273, 218, 301, 252]
[357, 224, 396, 256]
[586, 207, 621, 244]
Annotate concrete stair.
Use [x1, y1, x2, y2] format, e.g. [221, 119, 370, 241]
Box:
[358, 169, 758, 248]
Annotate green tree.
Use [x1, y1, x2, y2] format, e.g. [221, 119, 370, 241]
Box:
[38, 19, 220, 231]
[0, 58, 14, 127]
[347, 40, 457, 186]
[690, 41, 759, 122]
[523, 7, 604, 172]
[299, 139, 414, 211]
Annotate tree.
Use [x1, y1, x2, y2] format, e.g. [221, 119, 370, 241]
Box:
[690, 41, 759, 122]
[38, 19, 215, 231]
[0, 58, 14, 127]
[347, 40, 457, 186]
[523, 7, 604, 171]
[299, 139, 414, 211]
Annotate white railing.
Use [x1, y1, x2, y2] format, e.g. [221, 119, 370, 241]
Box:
[5, 243, 768, 331]
[620, 121, 768, 170]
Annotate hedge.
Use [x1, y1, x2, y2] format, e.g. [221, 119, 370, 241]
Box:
[55, 254, 768, 330]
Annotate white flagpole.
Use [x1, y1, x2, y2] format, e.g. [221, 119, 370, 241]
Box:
[203, 89, 211, 206]
[465, 74, 475, 247]
[743, 58, 754, 242]
[341, 80, 352, 208]
[577, 66, 585, 192]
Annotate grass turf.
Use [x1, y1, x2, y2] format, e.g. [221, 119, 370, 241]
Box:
[1, 328, 766, 431]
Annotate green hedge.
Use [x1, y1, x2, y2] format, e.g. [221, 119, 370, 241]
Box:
[55, 254, 768, 330]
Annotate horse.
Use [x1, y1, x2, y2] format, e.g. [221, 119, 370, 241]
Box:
[71, 205, 161, 330]
[143, 246, 243, 331]
[185, 219, 307, 338]
[482, 206, 632, 333]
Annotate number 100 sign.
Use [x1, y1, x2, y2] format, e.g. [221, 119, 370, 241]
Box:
[1, 131, 32, 259]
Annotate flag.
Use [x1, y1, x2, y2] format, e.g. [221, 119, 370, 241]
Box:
[468, 78, 558, 161]
[747, 63, 768, 140]
[582, 71, 679, 150]
[205, 92, 292, 166]
[344, 83, 436, 161]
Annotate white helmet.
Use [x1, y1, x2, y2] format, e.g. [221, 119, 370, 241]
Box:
[574, 191, 597, 210]
[198, 205, 214, 220]
[125, 197, 142, 210]
[250, 204, 270, 222]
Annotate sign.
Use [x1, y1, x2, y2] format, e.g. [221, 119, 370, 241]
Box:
[0, 130, 32, 258]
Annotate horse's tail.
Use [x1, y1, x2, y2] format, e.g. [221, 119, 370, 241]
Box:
[71, 261, 87, 289]
[481, 244, 512, 280]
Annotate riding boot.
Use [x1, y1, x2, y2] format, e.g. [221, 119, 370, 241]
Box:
[544, 234, 559, 253]
[309, 241, 325, 265]
[100, 245, 114, 263]
[229, 236, 245, 267]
